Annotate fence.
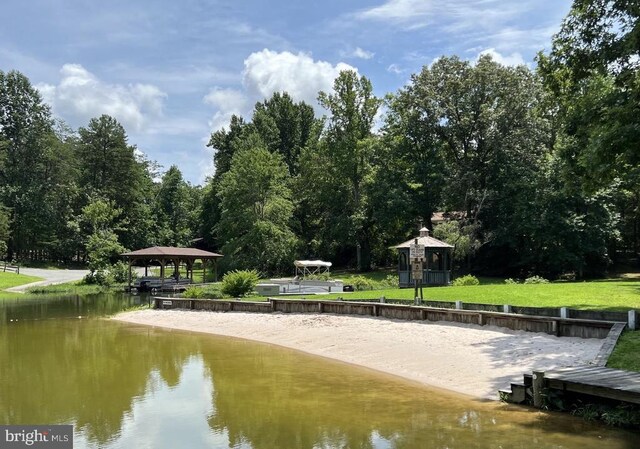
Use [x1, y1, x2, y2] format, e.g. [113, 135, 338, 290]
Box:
[339, 297, 638, 330]
[1, 261, 19, 274]
[153, 297, 626, 339]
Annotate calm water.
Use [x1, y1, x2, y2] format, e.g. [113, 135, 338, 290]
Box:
[0, 294, 637, 448]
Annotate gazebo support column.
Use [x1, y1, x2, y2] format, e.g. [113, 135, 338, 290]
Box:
[127, 258, 132, 291]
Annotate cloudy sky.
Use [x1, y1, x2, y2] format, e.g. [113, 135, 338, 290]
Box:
[1, 0, 572, 184]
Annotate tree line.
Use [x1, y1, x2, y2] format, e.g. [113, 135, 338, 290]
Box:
[0, 1, 637, 279]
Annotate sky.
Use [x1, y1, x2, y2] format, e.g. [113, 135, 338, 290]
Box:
[0, 0, 573, 185]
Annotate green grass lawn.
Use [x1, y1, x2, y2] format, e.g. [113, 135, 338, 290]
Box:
[0, 271, 44, 299]
[608, 331, 640, 372]
[290, 279, 640, 311]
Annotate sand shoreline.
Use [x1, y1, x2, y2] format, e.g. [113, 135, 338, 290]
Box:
[114, 309, 604, 400]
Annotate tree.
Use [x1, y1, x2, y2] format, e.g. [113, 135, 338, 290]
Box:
[81, 199, 126, 282]
[314, 70, 381, 271]
[154, 165, 193, 246]
[0, 70, 64, 259]
[252, 92, 318, 175]
[218, 146, 298, 274]
[539, 0, 640, 255]
[0, 206, 10, 258]
[76, 115, 155, 251]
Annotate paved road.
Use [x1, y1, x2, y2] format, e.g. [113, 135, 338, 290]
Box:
[5, 267, 90, 292]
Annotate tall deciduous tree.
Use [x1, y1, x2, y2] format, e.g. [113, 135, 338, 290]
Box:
[314, 70, 381, 271]
[539, 0, 640, 255]
[218, 146, 297, 274]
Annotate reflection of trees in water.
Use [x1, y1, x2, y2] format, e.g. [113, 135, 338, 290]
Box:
[200, 340, 627, 449]
[200, 340, 448, 449]
[0, 319, 199, 445]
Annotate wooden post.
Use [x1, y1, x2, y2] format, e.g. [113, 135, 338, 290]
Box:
[629, 310, 637, 331]
[532, 371, 545, 408]
[503, 304, 512, 313]
[455, 300, 463, 310]
[203, 259, 207, 283]
[127, 258, 132, 291]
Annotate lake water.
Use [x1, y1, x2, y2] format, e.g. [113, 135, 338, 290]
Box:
[0, 293, 638, 448]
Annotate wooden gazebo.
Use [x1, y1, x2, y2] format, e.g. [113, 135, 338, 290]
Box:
[394, 228, 453, 287]
[121, 246, 223, 290]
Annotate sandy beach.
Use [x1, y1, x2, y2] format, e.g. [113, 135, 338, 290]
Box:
[114, 309, 604, 399]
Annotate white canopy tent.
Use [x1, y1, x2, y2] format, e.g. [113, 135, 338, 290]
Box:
[294, 260, 332, 278]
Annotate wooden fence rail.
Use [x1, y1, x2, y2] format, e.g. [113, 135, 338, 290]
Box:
[1, 261, 19, 274]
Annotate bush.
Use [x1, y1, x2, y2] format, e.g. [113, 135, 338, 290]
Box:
[183, 286, 223, 299]
[110, 261, 132, 284]
[183, 287, 206, 299]
[84, 269, 113, 286]
[380, 274, 399, 288]
[504, 278, 518, 284]
[221, 270, 260, 298]
[452, 275, 480, 286]
[524, 275, 549, 284]
[350, 275, 375, 291]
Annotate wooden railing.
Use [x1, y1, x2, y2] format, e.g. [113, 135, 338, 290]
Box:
[1, 261, 19, 274]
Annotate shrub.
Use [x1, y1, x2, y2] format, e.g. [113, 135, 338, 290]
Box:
[524, 275, 549, 284]
[350, 275, 375, 291]
[110, 261, 132, 284]
[183, 286, 223, 299]
[380, 274, 399, 288]
[84, 269, 113, 286]
[504, 278, 518, 284]
[452, 275, 480, 286]
[183, 287, 206, 299]
[221, 270, 260, 298]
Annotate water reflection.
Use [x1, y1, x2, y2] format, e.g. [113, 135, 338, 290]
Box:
[0, 295, 637, 448]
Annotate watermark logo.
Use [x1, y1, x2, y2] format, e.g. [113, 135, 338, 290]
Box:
[0, 425, 72, 448]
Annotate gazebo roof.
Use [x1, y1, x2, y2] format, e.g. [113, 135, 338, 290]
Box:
[122, 246, 223, 259]
[394, 228, 454, 249]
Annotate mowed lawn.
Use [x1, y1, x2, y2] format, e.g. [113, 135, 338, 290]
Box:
[296, 279, 640, 311]
[0, 272, 44, 299]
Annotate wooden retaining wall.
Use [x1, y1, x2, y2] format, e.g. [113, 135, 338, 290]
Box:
[153, 297, 619, 339]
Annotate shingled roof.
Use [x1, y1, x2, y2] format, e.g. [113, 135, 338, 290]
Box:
[394, 227, 454, 249]
[122, 246, 223, 258]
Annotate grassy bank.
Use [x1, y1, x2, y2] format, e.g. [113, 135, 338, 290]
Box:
[608, 331, 640, 372]
[0, 272, 44, 299]
[25, 280, 119, 295]
[290, 279, 640, 311]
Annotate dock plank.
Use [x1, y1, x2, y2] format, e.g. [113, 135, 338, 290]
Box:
[544, 366, 640, 404]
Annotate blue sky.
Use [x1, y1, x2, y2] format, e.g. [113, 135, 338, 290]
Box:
[1, 0, 572, 184]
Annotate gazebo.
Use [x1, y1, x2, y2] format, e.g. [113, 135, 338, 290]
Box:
[394, 228, 453, 287]
[121, 246, 223, 290]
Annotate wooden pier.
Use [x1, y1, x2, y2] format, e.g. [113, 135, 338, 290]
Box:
[501, 366, 640, 407]
[545, 366, 640, 404]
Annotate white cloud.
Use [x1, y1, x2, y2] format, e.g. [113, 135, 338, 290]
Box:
[357, 0, 433, 28]
[203, 87, 249, 132]
[356, 0, 532, 32]
[242, 49, 356, 108]
[203, 49, 357, 133]
[387, 63, 403, 74]
[345, 47, 374, 60]
[36, 64, 166, 131]
[477, 48, 526, 66]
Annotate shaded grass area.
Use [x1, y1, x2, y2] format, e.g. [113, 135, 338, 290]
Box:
[291, 279, 640, 311]
[607, 331, 640, 372]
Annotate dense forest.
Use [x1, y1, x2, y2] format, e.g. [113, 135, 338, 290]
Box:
[0, 1, 638, 279]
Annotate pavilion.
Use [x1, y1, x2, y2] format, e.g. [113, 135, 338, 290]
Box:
[394, 227, 453, 287]
[121, 246, 223, 290]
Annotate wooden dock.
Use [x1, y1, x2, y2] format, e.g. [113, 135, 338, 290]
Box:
[544, 366, 640, 405]
[501, 366, 640, 406]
